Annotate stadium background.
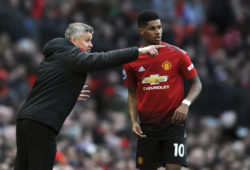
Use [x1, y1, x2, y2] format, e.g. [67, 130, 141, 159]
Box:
[0, 0, 249, 169]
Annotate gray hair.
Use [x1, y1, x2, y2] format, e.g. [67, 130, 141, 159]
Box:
[65, 22, 94, 41]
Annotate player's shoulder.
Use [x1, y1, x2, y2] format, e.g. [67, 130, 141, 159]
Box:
[162, 42, 187, 55]
[124, 56, 149, 68]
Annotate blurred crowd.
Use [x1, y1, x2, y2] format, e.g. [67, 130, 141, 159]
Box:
[0, 0, 249, 169]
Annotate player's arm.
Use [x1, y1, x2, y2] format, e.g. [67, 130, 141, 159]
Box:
[185, 75, 202, 103]
[128, 87, 146, 138]
[172, 75, 202, 124]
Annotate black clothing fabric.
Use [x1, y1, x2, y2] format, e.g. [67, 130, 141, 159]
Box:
[17, 37, 139, 132]
[0, 4, 27, 41]
[136, 123, 188, 169]
[140, 122, 185, 140]
[14, 119, 57, 170]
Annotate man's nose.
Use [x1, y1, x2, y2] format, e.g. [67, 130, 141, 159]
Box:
[89, 42, 93, 48]
[155, 28, 161, 34]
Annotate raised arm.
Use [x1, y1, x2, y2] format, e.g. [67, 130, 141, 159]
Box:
[69, 45, 164, 73]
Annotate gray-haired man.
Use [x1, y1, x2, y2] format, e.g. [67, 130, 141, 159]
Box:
[14, 22, 164, 170]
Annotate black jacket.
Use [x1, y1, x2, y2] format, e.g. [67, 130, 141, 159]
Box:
[17, 38, 139, 132]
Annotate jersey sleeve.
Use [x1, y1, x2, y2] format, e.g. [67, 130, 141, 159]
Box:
[180, 54, 197, 80]
[122, 63, 137, 87]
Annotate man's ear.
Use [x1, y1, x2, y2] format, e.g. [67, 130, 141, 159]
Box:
[138, 28, 144, 36]
[71, 37, 77, 46]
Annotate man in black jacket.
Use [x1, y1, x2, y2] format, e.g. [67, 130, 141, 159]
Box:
[14, 22, 163, 170]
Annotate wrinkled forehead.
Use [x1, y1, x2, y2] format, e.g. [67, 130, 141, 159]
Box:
[79, 32, 93, 39]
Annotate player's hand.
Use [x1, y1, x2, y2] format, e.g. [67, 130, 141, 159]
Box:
[172, 104, 189, 124]
[132, 121, 147, 138]
[78, 85, 90, 101]
[138, 45, 165, 57]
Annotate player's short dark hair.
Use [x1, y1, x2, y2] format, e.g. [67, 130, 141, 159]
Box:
[137, 10, 160, 28]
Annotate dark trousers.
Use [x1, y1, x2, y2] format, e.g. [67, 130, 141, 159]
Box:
[14, 119, 57, 170]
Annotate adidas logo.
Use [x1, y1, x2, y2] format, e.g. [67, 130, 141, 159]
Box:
[138, 66, 145, 72]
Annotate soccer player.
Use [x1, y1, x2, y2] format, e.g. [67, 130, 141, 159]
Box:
[123, 10, 202, 170]
[14, 22, 164, 170]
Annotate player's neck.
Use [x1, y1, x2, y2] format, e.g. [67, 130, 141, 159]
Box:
[143, 41, 162, 47]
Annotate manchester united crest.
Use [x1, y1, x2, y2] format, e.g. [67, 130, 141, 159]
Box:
[162, 60, 172, 71]
[138, 156, 143, 165]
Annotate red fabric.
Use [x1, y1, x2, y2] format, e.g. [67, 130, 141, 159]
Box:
[128, 11, 137, 20]
[0, 69, 8, 96]
[27, 74, 37, 89]
[223, 27, 242, 51]
[0, 69, 8, 80]
[55, 151, 67, 164]
[123, 42, 197, 124]
[32, 0, 45, 19]
[175, 1, 184, 17]
[80, 47, 86, 52]
[201, 24, 224, 55]
[102, 164, 109, 170]
[173, 24, 195, 46]
[89, 78, 102, 93]
[120, 137, 130, 149]
[0, 86, 8, 97]
[96, 126, 105, 133]
[104, 86, 116, 96]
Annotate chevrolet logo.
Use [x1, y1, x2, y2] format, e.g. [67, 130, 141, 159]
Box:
[142, 74, 168, 85]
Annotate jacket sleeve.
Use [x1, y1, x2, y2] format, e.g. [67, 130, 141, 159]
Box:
[68, 47, 139, 73]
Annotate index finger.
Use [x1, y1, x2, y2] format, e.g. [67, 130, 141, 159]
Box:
[83, 85, 88, 88]
[153, 45, 165, 49]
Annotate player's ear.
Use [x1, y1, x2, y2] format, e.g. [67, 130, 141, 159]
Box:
[138, 28, 144, 36]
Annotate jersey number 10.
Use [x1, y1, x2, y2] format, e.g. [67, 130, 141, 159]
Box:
[173, 143, 185, 157]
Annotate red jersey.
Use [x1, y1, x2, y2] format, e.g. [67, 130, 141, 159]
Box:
[123, 42, 197, 124]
